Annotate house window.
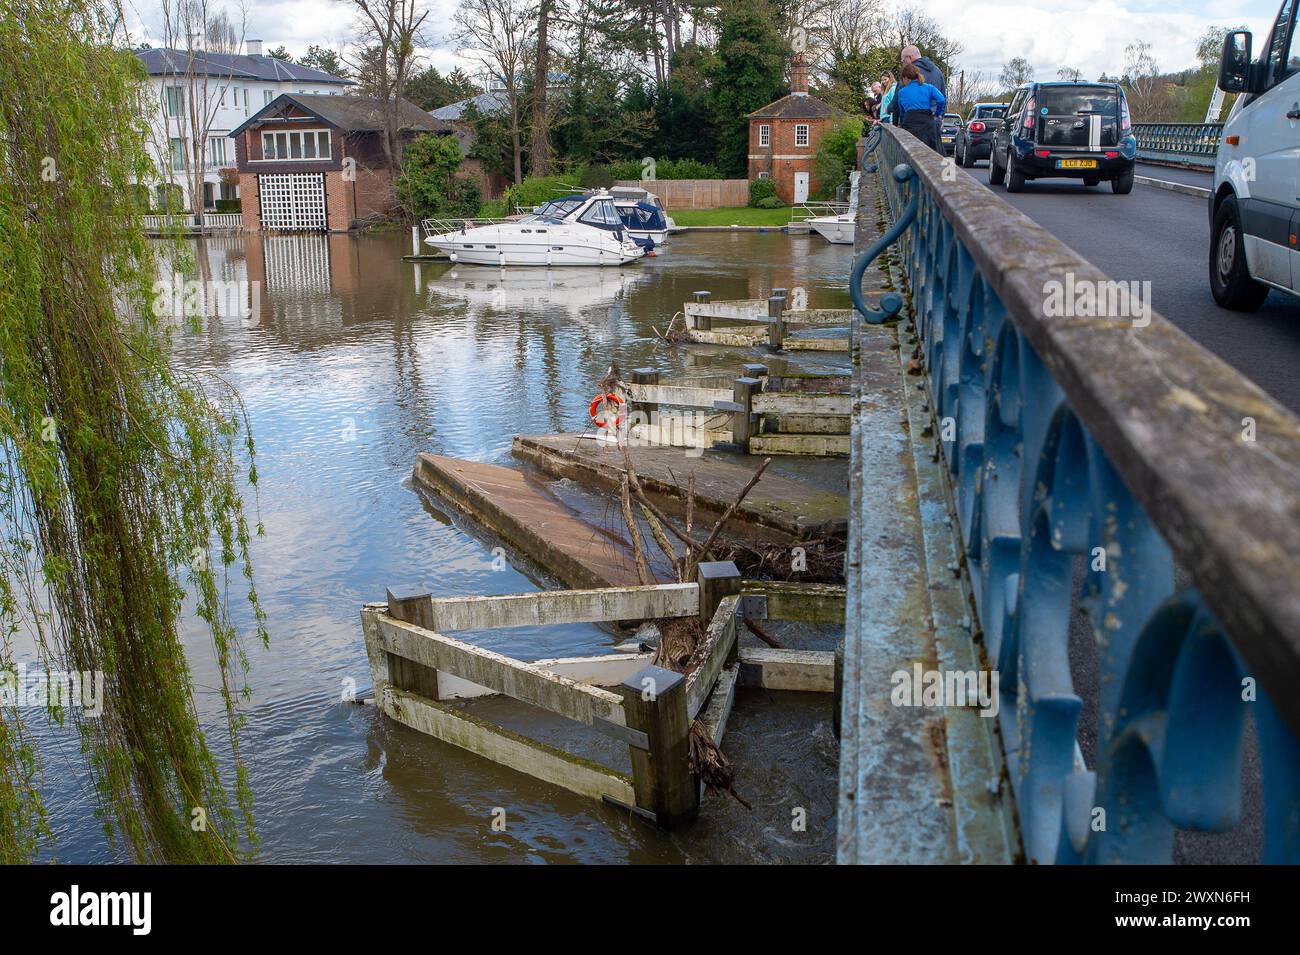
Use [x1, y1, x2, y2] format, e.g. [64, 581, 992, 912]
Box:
[169, 137, 186, 172]
[264, 89, 274, 105]
[261, 130, 331, 161]
[208, 137, 227, 166]
[795, 124, 809, 147]
[759, 124, 770, 146]
[165, 85, 184, 116]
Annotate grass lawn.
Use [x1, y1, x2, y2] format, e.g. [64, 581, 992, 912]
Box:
[671, 206, 793, 227]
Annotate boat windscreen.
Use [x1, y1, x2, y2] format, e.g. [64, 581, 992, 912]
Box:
[528, 197, 584, 222]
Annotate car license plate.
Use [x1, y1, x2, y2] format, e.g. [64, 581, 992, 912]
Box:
[943, 136, 954, 142]
[1057, 158, 1098, 169]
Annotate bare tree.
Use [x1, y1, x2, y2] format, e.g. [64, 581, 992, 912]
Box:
[455, 0, 535, 184]
[1057, 66, 1082, 82]
[873, 7, 962, 74]
[806, 0, 882, 83]
[340, 0, 429, 168]
[948, 68, 999, 114]
[999, 56, 1033, 91]
[1122, 39, 1171, 120]
[157, 0, 246, 222]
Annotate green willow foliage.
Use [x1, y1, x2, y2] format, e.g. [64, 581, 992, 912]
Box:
[0, 0, 266, 862]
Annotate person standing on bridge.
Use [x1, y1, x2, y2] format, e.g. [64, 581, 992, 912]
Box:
[878, 70, 897, 125]
[890, 63, 946, 152]
[901, 45, 946, 140]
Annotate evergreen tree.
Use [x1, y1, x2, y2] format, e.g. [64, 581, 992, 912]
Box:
[710, 0, 788, 177]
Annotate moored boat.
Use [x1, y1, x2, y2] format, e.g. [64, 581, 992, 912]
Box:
[608, 186, 675, 245]
[806, 172, 859, 245]
[423, 191, 645, 266]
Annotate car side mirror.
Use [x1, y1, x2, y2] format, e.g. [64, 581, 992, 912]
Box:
[1219, 30, 1253, 93]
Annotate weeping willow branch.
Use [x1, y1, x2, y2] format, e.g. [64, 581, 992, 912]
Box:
[0, 0, 266, 863]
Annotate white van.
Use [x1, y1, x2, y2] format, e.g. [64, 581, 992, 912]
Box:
[1210, 5, 1300, 310]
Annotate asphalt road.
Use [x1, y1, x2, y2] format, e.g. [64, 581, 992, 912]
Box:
[967, 159, 1300, 414]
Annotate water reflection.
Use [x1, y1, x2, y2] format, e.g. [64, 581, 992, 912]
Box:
[31, 228, 852, 863]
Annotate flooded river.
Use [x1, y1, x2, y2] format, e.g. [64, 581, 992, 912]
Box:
[31, 228, 854, 863]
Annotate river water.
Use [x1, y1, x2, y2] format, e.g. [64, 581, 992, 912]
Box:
[30, 229, 855, 864]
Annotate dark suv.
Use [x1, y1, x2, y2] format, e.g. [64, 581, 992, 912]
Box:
[988, 82, 1138, 194]
[956, 103, 1007, 167]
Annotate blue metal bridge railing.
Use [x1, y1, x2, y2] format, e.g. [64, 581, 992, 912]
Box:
[845, 126, 1300, 864]
[1132, 122, 1223, 168]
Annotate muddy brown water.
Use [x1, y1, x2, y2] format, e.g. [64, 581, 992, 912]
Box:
[25, 229, 854, 863]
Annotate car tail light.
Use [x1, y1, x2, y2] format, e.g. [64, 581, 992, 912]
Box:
[1024, 97, 1036, 129]
[1035, 149, 1050, 158]
[1120, 97, 1131, 131]
[969, 121, 985, 133]
[1105, 151, 1120, 159]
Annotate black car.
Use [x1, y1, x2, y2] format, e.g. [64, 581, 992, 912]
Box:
[956, 103, 1007, 167]
[988, 82, 1138, 194]
[940, 113, 961, 155]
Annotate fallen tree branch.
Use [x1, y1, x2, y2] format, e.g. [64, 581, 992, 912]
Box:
[743, 615, 784, 649]
[684, 457, 772, 581]
[620, 474, 652, 585]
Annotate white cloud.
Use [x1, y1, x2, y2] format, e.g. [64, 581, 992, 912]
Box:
[910, 0, 1277, 80]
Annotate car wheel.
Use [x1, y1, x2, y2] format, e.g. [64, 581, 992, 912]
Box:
[1210, 195, 1269, 311]
[1006, 154, 1025, 193]
[989, 151, 1005, 185]
[1112, 169, 1134, 194]
[961, 143, 975, 168]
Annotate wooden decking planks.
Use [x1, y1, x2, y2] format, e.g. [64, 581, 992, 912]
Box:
[512, 434, 848, 540]
[411, 452, 645, 590]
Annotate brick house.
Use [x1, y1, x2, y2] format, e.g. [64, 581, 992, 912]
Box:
[747, 54, 841, 204]
[231, 93, 449, 231]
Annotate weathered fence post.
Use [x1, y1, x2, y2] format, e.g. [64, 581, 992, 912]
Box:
[731, 376, 761, 450]
[698, 561, 742, 667]
[744, 362, 769, 383]
[631, 367, 658, 432]
[692, 290, 712, 330]
[384, 589, 441, 700]
[767, 295, 785, 352]
[411, 225, 421, 257]
[621, 664, 695, 827]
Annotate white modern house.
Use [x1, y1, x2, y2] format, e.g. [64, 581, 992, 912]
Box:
[136, 40, 351, 212]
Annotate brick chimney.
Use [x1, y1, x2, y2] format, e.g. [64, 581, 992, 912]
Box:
[791, 52, 808, 96]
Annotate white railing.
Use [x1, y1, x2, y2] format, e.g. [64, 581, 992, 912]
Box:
[789, 201, 849, 223]
[203, 212, 243, 230]
[140, 212, 243, 233]
[421, 217, 515, 238]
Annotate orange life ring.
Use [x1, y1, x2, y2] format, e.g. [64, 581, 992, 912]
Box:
[589, 392, 625, 430]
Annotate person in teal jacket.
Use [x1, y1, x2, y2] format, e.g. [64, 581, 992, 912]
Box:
[878, 71, 897, 125]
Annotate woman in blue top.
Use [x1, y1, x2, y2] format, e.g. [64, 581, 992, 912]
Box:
[889, 63, 946, 152]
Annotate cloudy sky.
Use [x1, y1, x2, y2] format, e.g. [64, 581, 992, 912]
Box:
[126, 0, 1285, 83]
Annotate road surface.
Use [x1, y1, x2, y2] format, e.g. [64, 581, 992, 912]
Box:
[969, 160, 1300, 414]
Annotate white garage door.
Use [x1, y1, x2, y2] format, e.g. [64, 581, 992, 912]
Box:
[258, 173, 327, 231]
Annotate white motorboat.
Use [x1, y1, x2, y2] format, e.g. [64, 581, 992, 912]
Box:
[807, 172, 859, 245]
[423, 191, 645, 266]
[608, 186, 675, 246]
